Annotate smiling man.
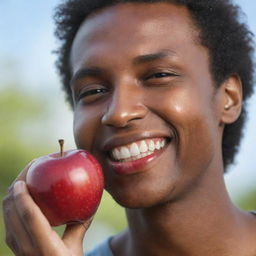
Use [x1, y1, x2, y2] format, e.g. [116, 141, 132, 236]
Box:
[3, 0, 256, 255]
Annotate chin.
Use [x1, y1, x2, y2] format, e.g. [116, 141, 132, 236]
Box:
[106, 183, 177, 210]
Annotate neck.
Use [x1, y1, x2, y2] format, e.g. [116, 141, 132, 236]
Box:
[119, 168, 254, 256]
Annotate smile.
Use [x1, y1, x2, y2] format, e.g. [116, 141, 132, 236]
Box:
[109, 137, 168, 162]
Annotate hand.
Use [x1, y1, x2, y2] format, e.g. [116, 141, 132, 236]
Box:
[2, 161, 92, 256]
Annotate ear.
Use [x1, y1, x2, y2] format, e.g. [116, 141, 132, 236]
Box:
[219, 74, 243, 125]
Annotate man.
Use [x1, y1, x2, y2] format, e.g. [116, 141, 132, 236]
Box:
[3, 0, 255, 255]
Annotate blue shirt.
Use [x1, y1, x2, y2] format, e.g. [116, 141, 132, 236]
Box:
[86, 237, 113, 256]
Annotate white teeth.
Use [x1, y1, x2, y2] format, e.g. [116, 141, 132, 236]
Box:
[148, 140, 155, 151]
[155, 141, 161, 150]
[120, 147, 131, 159]
[130, 143, 140, 156]
[141, 152, 147, 158]
[139, 141, 148, 153]
[110, 138, 168, 161]
[113, 148, 121, 160]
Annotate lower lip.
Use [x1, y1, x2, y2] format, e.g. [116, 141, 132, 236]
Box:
[108, 146, 167, 175]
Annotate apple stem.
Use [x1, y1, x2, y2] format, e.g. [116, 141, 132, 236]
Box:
[58, 139, 64, 157]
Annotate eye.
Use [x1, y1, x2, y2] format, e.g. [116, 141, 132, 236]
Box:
[145, 72, 177, 80]
[77, 87, 109, 104]
[79, 88, 107, 98]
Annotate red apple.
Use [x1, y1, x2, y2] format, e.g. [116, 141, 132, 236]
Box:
[26, 140, 104, 226]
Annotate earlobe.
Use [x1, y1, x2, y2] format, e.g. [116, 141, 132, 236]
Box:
[220, 74, 243, 125]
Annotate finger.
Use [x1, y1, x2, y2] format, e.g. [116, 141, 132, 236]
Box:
[13, 180, 68, 255]
[3, 202, 36, 255]
[2, 192, 35, 255]
[3, 159, 40, 255]
[2, 194, 20, 255]
[62, 218, 93, 255]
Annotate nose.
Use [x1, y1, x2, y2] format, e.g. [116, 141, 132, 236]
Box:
[101, 84, 148, 128]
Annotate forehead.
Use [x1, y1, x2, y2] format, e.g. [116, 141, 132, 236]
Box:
[70, 2, 201, 71]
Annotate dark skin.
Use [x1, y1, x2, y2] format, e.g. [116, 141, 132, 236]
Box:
[3, 2, 256, 256]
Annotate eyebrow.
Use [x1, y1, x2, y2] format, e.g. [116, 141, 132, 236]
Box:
[70, 67, 103, 86]
[70, 50, 177, 85]
[133, 50, 177, 65]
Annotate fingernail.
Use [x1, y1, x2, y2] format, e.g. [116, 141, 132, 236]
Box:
[13, 181, 25, 195]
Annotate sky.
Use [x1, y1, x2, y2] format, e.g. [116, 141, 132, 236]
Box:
[1, 0, 256, 200]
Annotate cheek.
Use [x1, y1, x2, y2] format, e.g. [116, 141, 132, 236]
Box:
[73, 107, 101, 152]
[150, 88, 218, 168]
[150, 86, 213, 122]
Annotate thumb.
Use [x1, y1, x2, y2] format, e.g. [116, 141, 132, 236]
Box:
[62, 217, 93, 255]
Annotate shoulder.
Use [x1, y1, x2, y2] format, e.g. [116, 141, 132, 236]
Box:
[86, 237, 113, 256]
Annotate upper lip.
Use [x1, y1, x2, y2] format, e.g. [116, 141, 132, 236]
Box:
[101, 131, 173, 152]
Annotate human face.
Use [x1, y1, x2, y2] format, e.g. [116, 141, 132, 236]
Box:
[70, 3, 223, 208]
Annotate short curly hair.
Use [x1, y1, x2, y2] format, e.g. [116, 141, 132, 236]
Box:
[54, 0, 255, 171]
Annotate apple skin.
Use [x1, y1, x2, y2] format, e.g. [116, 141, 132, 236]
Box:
[26, 150, 104, 226]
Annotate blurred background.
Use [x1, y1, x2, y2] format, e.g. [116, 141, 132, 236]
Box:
[0, 0, 255, 255]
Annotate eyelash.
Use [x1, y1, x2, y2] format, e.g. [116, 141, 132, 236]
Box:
[78, 88, 108, 100]
[145, 72, 178, 80]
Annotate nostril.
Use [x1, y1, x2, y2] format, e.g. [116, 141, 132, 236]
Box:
[101, 112, 129, 127]
[101, 105, 148, 128]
